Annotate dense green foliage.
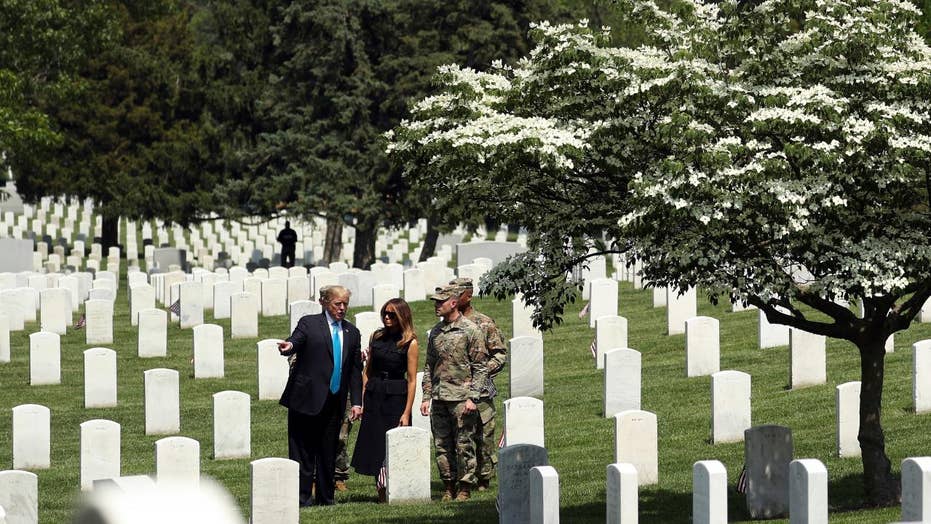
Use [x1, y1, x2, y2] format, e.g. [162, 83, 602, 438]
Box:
[0, 1, 114, 194]
[5, 2, 219, 247]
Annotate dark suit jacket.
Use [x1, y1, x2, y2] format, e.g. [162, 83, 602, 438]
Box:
[279, 312, 363, 416]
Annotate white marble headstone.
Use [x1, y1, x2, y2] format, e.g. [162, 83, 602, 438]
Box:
[137, 308, 168, 358]
[914, 340, 931, 414]
[686, 316, 720, 377]
[39, 288, 70, 335]
[250, 458, 299, 524]
[901, 456, 931, 522]
[385, 427, 431, 504]
[212, 280, 241, 320]
[155, 436, 200, 488]
[788, 459, 827, 524]
[503, 396, 544, 447]
[606, 463, 638, 524]
[129, 284, 155, 326]
[0, 313, 8, 363]
[178, 281, 204, 329]
[80, 419, 121, 491]
[510, 336, 544, 399]
[12, 404, 51, 470]
[260, 278, 287, 317]
[354, 311, 381, 352]
[529, 466, 560, 524]
[84, 348, 118, 408]
[286, 276, 310, 308]
[193, 324, 224, 379]
[588, 278, 618, 328]
[289, 300, 321, 334]
[693, 460, 727, 524]
[0, 470, 38, 524]
[230, 292, 259, 339]
[604, 348, 641, 418]
[759, 309, 790, 349]
[85, 299, 114, 345]
[257, 339, 289, 401]
[666, 287, 697, 336]
[711, 370, 751, 444]
[213, 390, 251, 460]
[595, 315, 628, 370]
[512, 295, 541, 338]
[402, 269, 426, 302]
[144, 368, 180, 435]
[29, 331, 60, 386]
[836, 381, 861, 457]
[372, 284, 399, 315]
[789, 328, 826, 388]
[613, 409, 658, 485]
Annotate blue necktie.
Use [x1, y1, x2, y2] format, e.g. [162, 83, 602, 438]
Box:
[330, 321, 341, 394]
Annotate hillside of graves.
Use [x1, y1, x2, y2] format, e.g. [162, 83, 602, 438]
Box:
[2, 261, 931, 522]
[1, 194, 931, 521]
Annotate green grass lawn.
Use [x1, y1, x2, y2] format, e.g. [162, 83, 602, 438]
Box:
[1, 277, 929, 523]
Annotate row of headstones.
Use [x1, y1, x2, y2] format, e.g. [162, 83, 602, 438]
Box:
[8, 201, 430, 270]
[145, 261, 452, 313]
[1, 205, 98, 246]
[0, 269, 120, 330]
[134, 215, 444, 268]
[9, 386, 251, 472]
[0, 426, 436, 524]
[589, 259, 931, 335]
[29, 242, 121, 273]
[15, 333, 291, 398]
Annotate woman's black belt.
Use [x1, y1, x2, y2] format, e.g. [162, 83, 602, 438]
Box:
[371, 371, 406, 380]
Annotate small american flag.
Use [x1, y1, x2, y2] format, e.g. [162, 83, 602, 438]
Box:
[736, 465, 748, 494]
[578, 302, 590, 319]
[590, 337, 597, 361]
[168, 299, 181, 316]
[498, 430, 506, 448]
[74, 314, 86, 329]
[376, 464, 387, 490]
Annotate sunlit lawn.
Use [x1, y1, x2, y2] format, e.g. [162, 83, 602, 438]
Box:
[1, 275, 929, 522]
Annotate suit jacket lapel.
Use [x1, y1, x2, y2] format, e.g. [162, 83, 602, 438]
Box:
[319, 313, 334, 360]
[340, 326, 351, 367]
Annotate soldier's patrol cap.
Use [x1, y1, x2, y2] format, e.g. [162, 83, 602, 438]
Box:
[448, 277, 473, 294]
[430, 284, 459, 301]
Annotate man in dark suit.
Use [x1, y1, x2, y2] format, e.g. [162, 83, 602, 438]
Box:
[278, 284, 363, 506]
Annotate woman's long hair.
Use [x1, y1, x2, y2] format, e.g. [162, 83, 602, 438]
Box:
[374, 298, 416, 349]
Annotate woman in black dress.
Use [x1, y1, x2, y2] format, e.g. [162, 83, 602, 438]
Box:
[351, 297, 419, 502]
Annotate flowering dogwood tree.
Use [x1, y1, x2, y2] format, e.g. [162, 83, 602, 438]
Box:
[624, 0, 931, 505]
[388, 16, 719, 324]
[390, 0, 931, 505]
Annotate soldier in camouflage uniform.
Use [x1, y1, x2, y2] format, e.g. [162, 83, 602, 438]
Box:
[334, 399, 353, 491]
[449, 277, 506, 492]
[420, 284, 488, 502]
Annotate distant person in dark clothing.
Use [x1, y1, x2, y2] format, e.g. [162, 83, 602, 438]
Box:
[278, 221, 298, 268]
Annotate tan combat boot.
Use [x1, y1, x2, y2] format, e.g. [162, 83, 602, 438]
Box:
[455, 484, 471, 501]
[442, 481, 456, 501]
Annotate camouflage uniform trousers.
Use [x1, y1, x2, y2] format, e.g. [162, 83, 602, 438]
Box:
[431, 399, 479, 486]
[474, 397, 497, 482]
[334, 398, 353, 482]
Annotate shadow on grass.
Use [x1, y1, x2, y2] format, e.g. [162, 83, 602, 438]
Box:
[337, 476, 873, 523]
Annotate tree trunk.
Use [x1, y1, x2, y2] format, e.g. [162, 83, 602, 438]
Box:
[418, 218, 439, 262]
[322, 216, 342, 264]
[101, 215, 120, 253]
[353, 221, 376, 270]
[857, 336, 899, 506]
